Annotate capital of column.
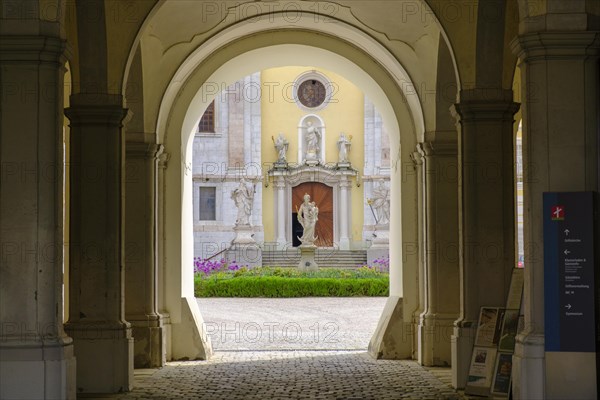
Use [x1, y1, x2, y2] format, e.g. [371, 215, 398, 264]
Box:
[420, 141, 458, 157]
[0, 34, 67, 64]
[274, 176, 286, 189]
[451, 89, 520, 124]
[126, 141, 160, 159]
[65, 94, 127, 127]
[158, 150, 170, 169]
[511, 31, 600, 62]
[339, 176, 350, 188]
[411, 144, 425, 166]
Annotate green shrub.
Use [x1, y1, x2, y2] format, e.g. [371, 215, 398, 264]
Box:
[194, 267, 389, 297]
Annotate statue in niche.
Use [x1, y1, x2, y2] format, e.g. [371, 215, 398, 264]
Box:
[371, 180, 390, 225]
[337, 132, 351, 163]
[231, 178, 254, 225]
[304, 121, 321, 163]
[297, 193, 319, 245]
[273, 133, 289, 163]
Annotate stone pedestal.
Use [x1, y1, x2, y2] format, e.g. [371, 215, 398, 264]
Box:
[367, 225, 389, 265]
[226, 224, 262, 268]
[298, 245, 319, 271]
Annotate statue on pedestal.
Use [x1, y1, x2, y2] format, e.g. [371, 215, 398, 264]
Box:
[231, 178, 254, 225]
[297, 193, 319, 245]
[337, 132, 351, 164]
[273, 133, 289, 163]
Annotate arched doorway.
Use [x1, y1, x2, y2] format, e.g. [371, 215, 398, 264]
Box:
[292, 182, 334, 247]
[124, 1, 459, 364]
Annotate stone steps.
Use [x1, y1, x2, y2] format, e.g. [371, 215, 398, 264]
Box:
[262, 249, 368, 268]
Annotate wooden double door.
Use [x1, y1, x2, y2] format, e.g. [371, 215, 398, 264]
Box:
[291, 182, 334, 247]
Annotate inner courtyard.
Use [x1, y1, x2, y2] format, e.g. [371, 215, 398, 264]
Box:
[1, 1, 599, 399]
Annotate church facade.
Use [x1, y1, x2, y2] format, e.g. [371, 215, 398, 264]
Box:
[1, 1, 599, 399]
[192, 67, 391, 260]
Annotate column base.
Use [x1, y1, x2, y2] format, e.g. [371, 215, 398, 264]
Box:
[368, 296, 412, 359]
[171, 297, 213, 361]
[0, 341, 76, 400]
[129, 316, 166, 368]
[339, 237, 350, 250]
[65, 323, 133, 393]
[450, 322, 476, 389]
[417, 313, 456, 367]
[512, 332, 545, 400]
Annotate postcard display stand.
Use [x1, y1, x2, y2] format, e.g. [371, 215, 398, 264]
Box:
[543, 192, 600, 399]
[465, 268, 523, 397]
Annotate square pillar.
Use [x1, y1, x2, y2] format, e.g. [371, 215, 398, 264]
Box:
[64, 94, 133, 393]
[124, 142, 166, 368]
[511, 31, 600, 400]
[0, 33, 76, 400]
[450, 89, 519, 388]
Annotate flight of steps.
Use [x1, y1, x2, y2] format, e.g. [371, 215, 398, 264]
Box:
[262, 249, 368, 268]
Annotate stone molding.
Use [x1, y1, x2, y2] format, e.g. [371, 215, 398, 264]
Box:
[0, 34, 66, 63]
[511, 31, 600, 61]
[65, 94, 127, 127]
[451, 89, 520, 123]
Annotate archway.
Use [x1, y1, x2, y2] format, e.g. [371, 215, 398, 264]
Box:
[162, 40, 416, 360]
[124, 2, 460, 363]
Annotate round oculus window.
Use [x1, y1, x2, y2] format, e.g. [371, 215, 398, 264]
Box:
[297, 79, 327, 108]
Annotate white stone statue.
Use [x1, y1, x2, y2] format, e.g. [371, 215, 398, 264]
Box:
[273, 133, 289, 163]
[304, 121, 321, 162]
[337, 132, 351, 163]
[297, 193, 319, 245]
[231, 178, 254, 225]
[371, 180, 390, 225]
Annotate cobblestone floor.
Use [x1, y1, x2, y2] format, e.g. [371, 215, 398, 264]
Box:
[86, 351, 463, 400]
[81, 299, 464, 399]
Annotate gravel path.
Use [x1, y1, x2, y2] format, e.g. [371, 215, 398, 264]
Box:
[196, 297, 388, 351]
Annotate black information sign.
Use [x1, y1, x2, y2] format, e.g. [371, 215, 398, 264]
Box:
[543, 192, 598, 352]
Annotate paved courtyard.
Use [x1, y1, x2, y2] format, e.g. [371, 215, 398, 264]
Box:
[196, 297, 387, 351]
[81, 298, 464, 399]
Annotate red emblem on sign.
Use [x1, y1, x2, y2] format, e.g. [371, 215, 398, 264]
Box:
[551, 205, 564, 221]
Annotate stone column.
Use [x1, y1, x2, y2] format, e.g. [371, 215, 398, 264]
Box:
[275, 176, 287, 248]
[124, 142, 165, 368]
[418, 141, 459, 367]
[64, 94, 133, 393]
[156, 151, 172, 360]
[0, 34, 76, 399]
[339, 176, 351, 250]
[450, 90, 519, 388]
[511, 31, 600, 400]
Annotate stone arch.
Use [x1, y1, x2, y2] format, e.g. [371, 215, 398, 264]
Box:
[122, 2, 463, 361]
